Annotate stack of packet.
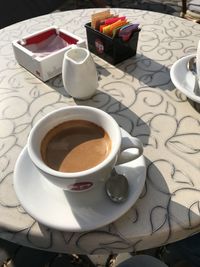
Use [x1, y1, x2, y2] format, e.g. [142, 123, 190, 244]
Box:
[91, 10, 140, 40]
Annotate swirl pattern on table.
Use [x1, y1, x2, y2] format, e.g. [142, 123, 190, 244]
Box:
[0, 9, 199, 254]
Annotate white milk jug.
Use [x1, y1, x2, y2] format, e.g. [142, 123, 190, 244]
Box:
[62, 46, 98, 99]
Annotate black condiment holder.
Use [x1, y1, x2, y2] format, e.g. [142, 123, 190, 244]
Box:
[85, 22, 140, 65]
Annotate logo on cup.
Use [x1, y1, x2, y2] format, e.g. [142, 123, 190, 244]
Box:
[95, 39, 104, 54]
[69, 182, 93, 191]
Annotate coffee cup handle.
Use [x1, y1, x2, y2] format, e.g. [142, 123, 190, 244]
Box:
[116, 136, 143, 165]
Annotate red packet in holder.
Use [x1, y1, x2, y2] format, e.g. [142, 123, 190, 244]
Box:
[104, 16, 126, 25]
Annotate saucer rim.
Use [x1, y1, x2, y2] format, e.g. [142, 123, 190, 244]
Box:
[13, 129, 146, 232]
[170, 54, 200, 104]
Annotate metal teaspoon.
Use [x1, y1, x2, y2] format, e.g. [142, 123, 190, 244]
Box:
[187, 56, 200, 96]
[105, 169, 129, 203]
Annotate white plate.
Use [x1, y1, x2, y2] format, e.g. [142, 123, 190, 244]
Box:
[170, 54, 200, 103]
[13, 129, 146, 232]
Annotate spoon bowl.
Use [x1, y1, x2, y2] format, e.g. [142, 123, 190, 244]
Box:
[105, 169, 129, 203]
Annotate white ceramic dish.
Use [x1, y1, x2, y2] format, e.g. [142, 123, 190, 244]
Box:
[170, 54, 200, 103]
[13, 128, 146, 232]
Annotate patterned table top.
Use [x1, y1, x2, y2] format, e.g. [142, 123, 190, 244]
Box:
[0, 8, 199, 254]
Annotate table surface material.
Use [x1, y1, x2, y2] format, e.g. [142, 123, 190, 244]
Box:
[0, 8, 200, 255]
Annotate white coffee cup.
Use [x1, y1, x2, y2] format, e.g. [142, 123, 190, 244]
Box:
[27, 106, 143, 192]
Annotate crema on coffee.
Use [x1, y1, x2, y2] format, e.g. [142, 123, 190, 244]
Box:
[41, 120, 111, 173]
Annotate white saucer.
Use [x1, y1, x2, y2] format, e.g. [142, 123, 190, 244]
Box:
[170, 54, 200, 103]
[13, 129, 146, 232]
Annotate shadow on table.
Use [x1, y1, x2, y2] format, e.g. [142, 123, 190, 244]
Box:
[43, 55, 200, 249]
[26, 82, 200, 256]
[47, 76, 151, 146]
[188, 99, 200, 113]
[96, 53, 175, 92]
[59, 157, 200, 255]
[47, 53, 174, 97]
[33, 155, 200, 256]
[75, 92, 151, 149]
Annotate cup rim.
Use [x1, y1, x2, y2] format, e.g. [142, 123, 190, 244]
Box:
[27, 106, 121, 178]
[64, 46, 90, 65]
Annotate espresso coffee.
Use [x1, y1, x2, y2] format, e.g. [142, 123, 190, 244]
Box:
[41, 120, 111, 173]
